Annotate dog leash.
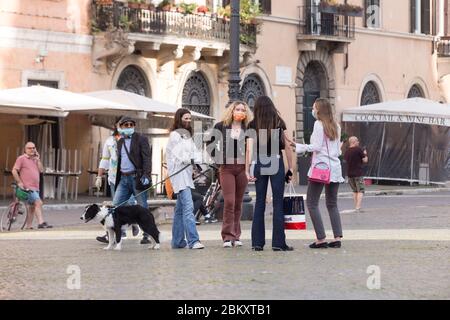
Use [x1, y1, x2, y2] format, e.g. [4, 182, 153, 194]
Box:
[114, 163, 193, 209]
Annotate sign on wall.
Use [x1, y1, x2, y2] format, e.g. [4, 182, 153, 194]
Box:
[343, 113, 450, 127]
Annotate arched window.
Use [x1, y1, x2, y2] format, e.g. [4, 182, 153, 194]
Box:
[241, 74, 266, 109]
[407, 84, 424, 98]
[360, 81, 381, 106]
[182, 72, 211, 115]
[116, 65, 150, 96]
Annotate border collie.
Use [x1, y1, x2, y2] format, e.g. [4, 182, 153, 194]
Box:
[81, 204, 161, 251]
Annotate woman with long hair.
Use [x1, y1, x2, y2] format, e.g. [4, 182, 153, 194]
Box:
[246, 96, 294, 251]
[166, 108, 205, 249]
[210, 101, 253, 248]
[295, 98, 344, 249]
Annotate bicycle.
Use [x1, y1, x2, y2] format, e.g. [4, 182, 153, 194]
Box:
[196, 164, 221, 224]
[0, 183, 30, 232]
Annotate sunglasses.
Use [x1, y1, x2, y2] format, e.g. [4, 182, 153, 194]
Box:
[122, 122, 135, 128]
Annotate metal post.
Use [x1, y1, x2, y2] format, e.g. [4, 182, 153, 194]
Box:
[228, 0, 241, 102]
[410, 124, 416, 185]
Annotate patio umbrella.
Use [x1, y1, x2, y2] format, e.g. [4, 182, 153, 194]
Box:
[0, 86, 146, 118]
[84, 89, 215, 119]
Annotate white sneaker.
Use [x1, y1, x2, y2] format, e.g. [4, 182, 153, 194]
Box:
[191, 242, 205, 249]
[223, 241, 232, 248]
[233, 240, 243, 247]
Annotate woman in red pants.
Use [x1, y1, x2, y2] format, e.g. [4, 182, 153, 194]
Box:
[209, 101, 253, 248]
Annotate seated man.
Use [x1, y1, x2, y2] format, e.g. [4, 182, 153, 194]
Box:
[12, 142, 52, 229]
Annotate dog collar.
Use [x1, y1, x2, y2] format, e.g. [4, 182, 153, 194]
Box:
[100, 207, 115, 225]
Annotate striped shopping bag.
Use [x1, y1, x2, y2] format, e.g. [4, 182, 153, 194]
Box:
[283, 183, 306, 230]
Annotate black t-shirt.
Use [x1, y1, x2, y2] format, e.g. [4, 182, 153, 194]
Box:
[247, 120, 286, 157]
[344, 147, 365, 178]
[209, 122, 247, 163]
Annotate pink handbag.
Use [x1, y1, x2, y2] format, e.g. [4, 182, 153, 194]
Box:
[308, 133, 331, 184]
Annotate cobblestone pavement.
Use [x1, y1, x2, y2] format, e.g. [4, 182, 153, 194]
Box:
[0, 193, 449, 300]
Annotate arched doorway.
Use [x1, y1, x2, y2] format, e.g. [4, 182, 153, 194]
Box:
[303, 61, 329, 141]
[360, 81, 381, 106]
[241, 74, 266, 109]
[407, 84, 425, 98]
[182, 71, 211, 115]
[116, 65, 150, 96]
[295, 48, 335, 143]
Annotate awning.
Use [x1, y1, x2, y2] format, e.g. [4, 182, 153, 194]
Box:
[342, 98, 450, 127]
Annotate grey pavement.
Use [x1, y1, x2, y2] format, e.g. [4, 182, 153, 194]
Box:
[0, 191, 449, 300]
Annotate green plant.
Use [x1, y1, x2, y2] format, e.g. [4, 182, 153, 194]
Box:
[157, 0, 172, 10]
[179, 2, 197, 14]
[217, 4, 230, 19]
[119, 14, 133, 31]
[240, 0, 261, 24]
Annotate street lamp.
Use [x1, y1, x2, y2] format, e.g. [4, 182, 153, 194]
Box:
[227, 0, 253, 220]
[228, 0, 241, 102]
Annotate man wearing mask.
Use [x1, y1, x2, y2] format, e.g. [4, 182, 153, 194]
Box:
[97, 116, 153, 244]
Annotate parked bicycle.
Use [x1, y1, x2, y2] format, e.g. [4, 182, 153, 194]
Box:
[194, 164, 221, 224]
[0, 183, 30, 232]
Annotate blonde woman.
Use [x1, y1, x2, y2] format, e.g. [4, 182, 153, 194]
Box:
[295, 98, 344, 249]
[210, 101, 253, 248]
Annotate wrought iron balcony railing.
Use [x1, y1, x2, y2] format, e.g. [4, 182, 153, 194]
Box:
[298, 4, 355, 40]
[437, 38, 450, 57]
[92, 1, 257, 47]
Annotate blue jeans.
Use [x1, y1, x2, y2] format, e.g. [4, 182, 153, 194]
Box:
[110, 181, 136, 204]
[171, 188, 200, 249]
[251, 156, 287, 249]
[112, 175, 148, 209]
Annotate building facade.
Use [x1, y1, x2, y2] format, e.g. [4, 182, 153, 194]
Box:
[0, 0, 449, 196]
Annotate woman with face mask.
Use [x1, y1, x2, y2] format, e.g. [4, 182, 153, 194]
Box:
[295, 98, 344, 249]
[209, 101, 253, 248]
[166, 108, 205, 250]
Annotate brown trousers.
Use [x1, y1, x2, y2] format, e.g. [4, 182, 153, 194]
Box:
[219, 164, 248, 241]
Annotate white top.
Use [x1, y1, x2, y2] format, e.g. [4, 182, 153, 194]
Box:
[296, 121, 344, 183]
[166, 131, 203, 194]
[98, 135, 118, 185]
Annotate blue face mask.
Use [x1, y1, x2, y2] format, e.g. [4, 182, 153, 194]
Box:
[119, 128, 134, 137]
[312, 110, 317, 119]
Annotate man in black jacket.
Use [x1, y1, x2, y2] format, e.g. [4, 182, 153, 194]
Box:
[97, 116, 153, 244]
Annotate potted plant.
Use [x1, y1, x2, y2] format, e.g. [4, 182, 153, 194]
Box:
[119, 14, 133, 31]
[96, 0, 114, 5]
[240, 0, 260, 24]
[196, 5, 209, 15]
[217, 5, 230, 20]
[319, 0, 340, 14]
[157, 0, 172, 11]
[179, 3, 197, 15]
[341, 3, 363, 17]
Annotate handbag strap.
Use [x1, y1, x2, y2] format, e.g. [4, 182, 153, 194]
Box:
[121, 138, 139, 172]
[311, 129, 331, 169]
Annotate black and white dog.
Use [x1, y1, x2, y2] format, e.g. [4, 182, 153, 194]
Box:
[81, 204, 161, 251]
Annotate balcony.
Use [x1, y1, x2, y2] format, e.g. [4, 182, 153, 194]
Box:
[92, 1, 257, 47]
[437, 37, 450, 57]
[297, 4, 356, 52]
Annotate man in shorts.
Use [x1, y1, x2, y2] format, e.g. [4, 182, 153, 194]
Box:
[344, 136, 368, 213]
[12, 142, 52, 229]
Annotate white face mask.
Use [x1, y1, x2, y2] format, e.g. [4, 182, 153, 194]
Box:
[312, 110, 317, 119]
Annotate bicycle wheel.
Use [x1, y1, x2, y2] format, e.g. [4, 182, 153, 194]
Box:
[2, 202, 27, 232]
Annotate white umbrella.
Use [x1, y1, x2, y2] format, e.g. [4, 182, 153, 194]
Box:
[84, 89, 215, 120]
[0, 86, 146, 118]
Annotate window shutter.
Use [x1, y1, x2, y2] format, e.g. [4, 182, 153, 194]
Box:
[411, 0, 416, 33]
[422, 0, 431, 34]
[261, 0, 271, 15]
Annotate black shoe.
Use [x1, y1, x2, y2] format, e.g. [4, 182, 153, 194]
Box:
[140, 236, 151, 245]
[309, 242, 328, 249]
[252, 246, 264, 251]
[272, 246, 294, 251]
[328, 241, 342, 248]
[96, 235, 108, 244]
[38, 222, 53, 229]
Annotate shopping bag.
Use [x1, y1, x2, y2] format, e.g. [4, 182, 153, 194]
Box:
[283, 183, 306, 230]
